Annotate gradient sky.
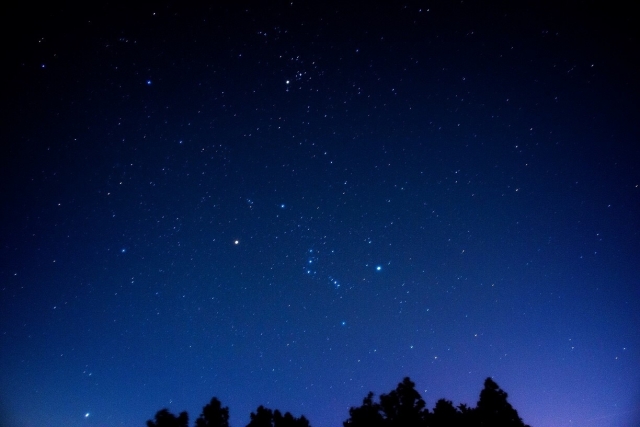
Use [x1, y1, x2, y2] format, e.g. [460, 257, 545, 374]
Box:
[1, 2, 639, 427]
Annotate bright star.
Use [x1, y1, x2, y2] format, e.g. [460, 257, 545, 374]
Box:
[376, 266, 382, 271]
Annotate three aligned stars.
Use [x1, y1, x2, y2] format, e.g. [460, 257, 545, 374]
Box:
[230, 238, 384, 329]
[234, 239, 384, 273]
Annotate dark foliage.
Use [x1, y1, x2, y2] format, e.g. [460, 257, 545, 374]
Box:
[196, 397, 230, 427]
[343, 392, 384, 427]
[344, 377, 530, 427]
[379, 377, 428, 427]
[147, 409, 189, 427]
[344, 377, 428, 427]
[146, 377, 531, 427]
[432, 399, 460, 426]
[246, 405, 311, 427]
[475, 377, 529, 427]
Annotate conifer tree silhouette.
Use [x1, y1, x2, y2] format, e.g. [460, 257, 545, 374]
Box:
[343, 392, 384, 427]
[144, 376, 533, 427]
[432, 398, 461, 426]
[246, 405, 310, 427]
[476, 377, 529, 427]
[146, 408, 189, 427]
[343, 376, 532, 427]
[379, 377, 427, 427]
[344, 377, 428, 427]
[247, 405, 274, 427]
[196, 397, 230, 427]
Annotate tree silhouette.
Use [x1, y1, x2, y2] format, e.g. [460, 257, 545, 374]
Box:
[196, 397, 230, 427]
[146, 409, 189, 427]
[273, 409, 311, 427]
[247, 405, 274, 427]
[343, 376, 531, 427]
[456, 403, 476, 426]
[144, 376, 533, 427]
[432, 398, 461, 426]
[379, 377, 428, 427]
[343, 392, 384, 427]
[344, 377, 428, 427]
[246, 405, 311, 427]
[476, 377, 529, 427]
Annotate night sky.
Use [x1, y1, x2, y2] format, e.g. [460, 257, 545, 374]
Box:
[1, 2, 639, 427]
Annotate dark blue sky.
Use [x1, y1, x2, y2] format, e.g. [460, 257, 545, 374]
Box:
[1, 2, 639, 427]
